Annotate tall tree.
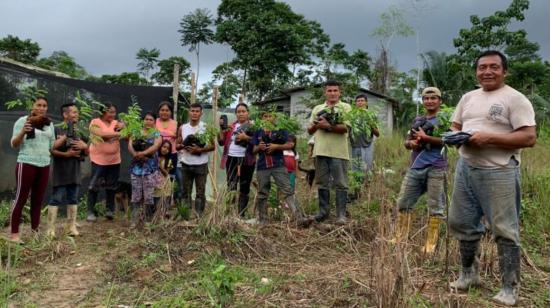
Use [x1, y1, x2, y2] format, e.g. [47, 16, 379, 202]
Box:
[0, 35, 41, 64]
[179, 8, 215, 86]
[211, 62, 242, 107]
[370, 6, 414, 94]
[215, 0, 329, 100]
[345, 49, 372, 85]
[452, 0, 547, 95]
[152, 56, 191, 86]
[36, 50, 88, 79]
[453, 0, 531, 62]
[136, 48, 160, 82]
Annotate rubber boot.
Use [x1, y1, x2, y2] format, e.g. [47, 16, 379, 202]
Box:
[257, 201, 268, 225]
[66, 204, 80, 236]
[195, 198, 205, 218]
[285, 196, 311, 228]
[390, 211, 413, 244]
[130, 202, 140, 229]
[314, 189, 330, 222]
[335, 190, 348, 225]
[450, 240, 481, 290]
[46, 205, 58, 238]
[422, 216, 442, 254]
[105, 189, 116, 220]
[145, 203, 155, 222]
[238, 194, 249, 218]
[86, 190, 98, 222]
[493, 239, 520, 306]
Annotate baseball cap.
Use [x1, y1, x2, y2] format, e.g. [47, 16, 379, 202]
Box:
[421, 87, 442, 97]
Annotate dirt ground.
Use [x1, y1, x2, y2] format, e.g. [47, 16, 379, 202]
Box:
[3, 209, 549, 307]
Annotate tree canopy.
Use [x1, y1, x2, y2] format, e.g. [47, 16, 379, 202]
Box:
[215, 0, 329, 100]
[36, 50, 88, 79]
[0, 35, 41, 64]
[136, 48, 160, 82]
[179, 8, 215, 85]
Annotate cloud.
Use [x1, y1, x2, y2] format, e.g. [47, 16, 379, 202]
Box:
[1, 0, 548, 87]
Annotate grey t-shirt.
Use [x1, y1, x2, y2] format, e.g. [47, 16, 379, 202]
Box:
[350, 132, 373, 148]
[52, 125, 87, 187]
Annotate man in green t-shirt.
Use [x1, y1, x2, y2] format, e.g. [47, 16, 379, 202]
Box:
[307, 80, 351, 224]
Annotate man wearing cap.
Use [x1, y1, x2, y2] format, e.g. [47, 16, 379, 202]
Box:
[390, 87, 447, 254]
[448, 50, 536, 306]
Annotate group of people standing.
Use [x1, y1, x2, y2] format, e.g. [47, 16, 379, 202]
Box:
[6, 50, 536, 306]
[304, 50, 535, 306]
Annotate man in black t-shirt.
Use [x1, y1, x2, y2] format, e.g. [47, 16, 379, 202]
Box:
[46, 103, 89, 238]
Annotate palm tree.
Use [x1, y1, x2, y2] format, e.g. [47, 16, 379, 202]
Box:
[136, 48, 160, 82]
[178, 8, 214, 86]
[421, 51, 474, 105]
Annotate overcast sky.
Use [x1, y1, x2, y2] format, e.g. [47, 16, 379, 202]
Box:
[1, 0, 549, 87]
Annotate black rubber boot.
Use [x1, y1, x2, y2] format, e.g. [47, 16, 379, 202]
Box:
[130, 202, 140, 229]
[493, 239, 520, 306]
[144, 203, 155, 221]
[450, 240, 481, 290]
[314, 189, 330, 222]
[238, 193, 249, 218]
[335, 190, 348, 225]
[86, 190, 98, 221]
[195, 198, 205, 217]
[257, 201, 268, 225]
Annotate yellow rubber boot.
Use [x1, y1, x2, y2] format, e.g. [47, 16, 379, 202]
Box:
[390, 211, 413, 244]
[66, 204, 80, 236]
[423, 216, 442, 254]
[46, 206, 58, 238]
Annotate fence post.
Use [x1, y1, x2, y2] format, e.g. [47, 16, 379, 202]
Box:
[172, 63, 180, 120]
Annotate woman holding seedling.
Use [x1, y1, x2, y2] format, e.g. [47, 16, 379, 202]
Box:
[87, 103, 124, 222]
[128, 112, 162, 227]
[9, 97, 57, 243]
[219, 103, 256, 217]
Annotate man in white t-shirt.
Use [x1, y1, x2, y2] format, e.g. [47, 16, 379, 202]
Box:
[448, 50, 536, 306]
[176, 103, 214, 217]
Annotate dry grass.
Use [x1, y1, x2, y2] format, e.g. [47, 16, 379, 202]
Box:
[2, 135, 550, 307]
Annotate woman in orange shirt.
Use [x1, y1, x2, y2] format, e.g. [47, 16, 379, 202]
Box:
[87, 103, 124, 221]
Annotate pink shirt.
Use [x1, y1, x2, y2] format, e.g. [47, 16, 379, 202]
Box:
[155, 118, 177, 153]
[89, 118, 121, 165]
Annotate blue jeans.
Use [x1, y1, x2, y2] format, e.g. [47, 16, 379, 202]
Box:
[396, 167, 445, 216]
[351, 144, 375, 173]
[449, 157, 521, 245]
[50, 184, 79, 206]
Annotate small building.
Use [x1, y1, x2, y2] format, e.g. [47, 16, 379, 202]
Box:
[254, 86, 399, 134]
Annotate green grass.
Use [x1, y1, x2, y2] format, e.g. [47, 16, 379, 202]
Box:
[1, 132, 550, 307]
